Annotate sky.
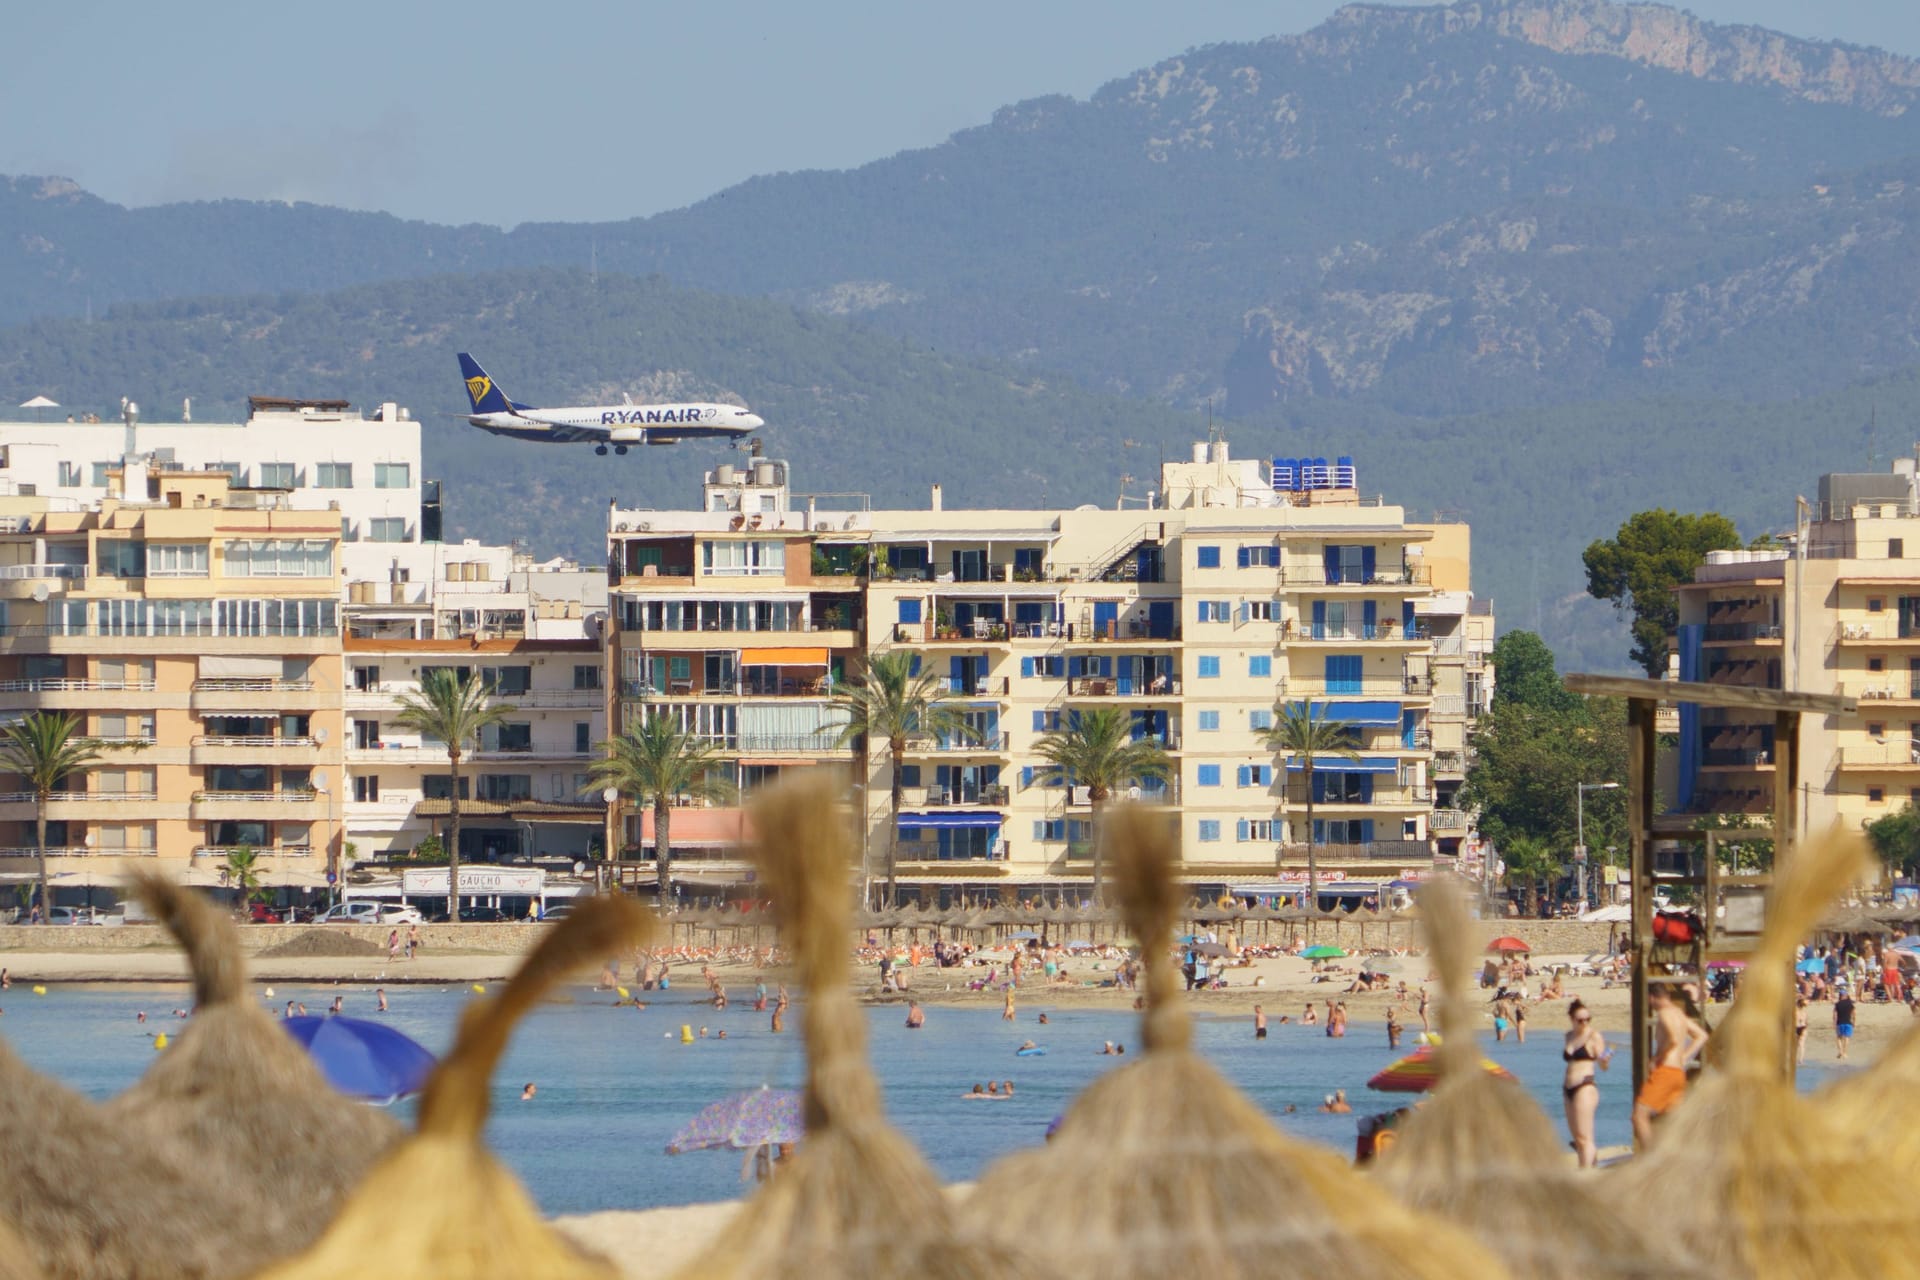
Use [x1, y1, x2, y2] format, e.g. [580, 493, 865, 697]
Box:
[8, 0, 1920, 228]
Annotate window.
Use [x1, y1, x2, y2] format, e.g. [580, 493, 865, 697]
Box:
[1896, 539, 1907, 559]
[95, 540, 145, 578]
[147, 543, 209, 577]
[369, 518, 408, 543]
[374, 462, 411, 489]
[481, 723, 534, 753]
[315, 462, 353, 488]
[1871, 657, 1887, 672]
[340, 518, 357, 542]
[1870, 723, 1886, 740]
[224, 540, 332, 577]
[353, 774, 380, 803]
[58, 462, 81, 487]
[1195, 546, 1221, 569]
[1236, 545, 1279, 568]
[209, 462, 244, 484]
[1870, 598, 1885, 613]
[258, 462, 298, 489]
[90, 462, 113, 487]
[423, 776, 470, 800]
[898, 599, 923, 625]
[1240, 600, 1274, 621]
[1197, 820, 1221, 842]
[476, 774, 533, 802]
[1197, 656, 1221, 679]
[1197, 710, 1221, 732]
[702, 540, 786, 576]
[1324, 654, 1363, 695]
[1250, 708, 1273, 731]
[1237, 819, 1275, 842]
[1249, 654, 1272, 678]
[575, 722, 591, 753]
[1870, 787, 1887, 804]
[1032, 819, 1067, 842]
[1197, 764, 1221, 787]
[96, 823, 155, 851]
[573, 664, 601, 690]
[1196, 600, 1230, 623]
[209, 820, 267, 848]
[1237, 764, 1273, 787]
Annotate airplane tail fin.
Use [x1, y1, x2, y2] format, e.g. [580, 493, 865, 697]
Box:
[457, 353, 514, 415]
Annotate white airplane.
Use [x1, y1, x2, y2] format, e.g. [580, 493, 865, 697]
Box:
[457, 353, 763, 455]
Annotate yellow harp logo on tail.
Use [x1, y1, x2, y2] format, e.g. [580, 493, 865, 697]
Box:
[465, 375, 491, 407]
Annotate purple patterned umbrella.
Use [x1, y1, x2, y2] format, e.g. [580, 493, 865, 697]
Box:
[667, 1085, 803, 1154]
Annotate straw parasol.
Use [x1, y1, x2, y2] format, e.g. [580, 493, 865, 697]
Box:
[672, 774, 1021, 1280]
[258, 895, 649, 1280]
[954, 805, 1512, 1279]
[1375, 877, 1699, 1278]
[0, 1031, 242, 1280]
[1819, 1016, 1920, 1168]
[0, 1215, 45, 1280]
[1601, 832, 1920, 1276]
[104, 875, 399, 1267]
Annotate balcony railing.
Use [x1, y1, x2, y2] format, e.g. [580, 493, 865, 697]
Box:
[1282, 838, 1431, 862]
[192, 736, 318, 749]
[938, 676, 1010, 696]
[1432, 751, 1467, 775]
[192, 678, 317, 691]
[0, 564, 87, 580]
[1836, 621, 1920, 643]
[1837, 742, 1920, 768]
[1430, 808, 1469, 831]
[1702, 747, 1772, 767]
[1278, 565, 1431, 587]
[916, 785, 1011, 808]
[0, 679, 156, 692]
[192, 789, 321, 803]
[0, 845, 141, 858]
[909, 734, 1011, 754]
[1853, 682, 1920, 702]
[1293, 622, 1427, 642]
[1703, 622, 1783, 643]
[1066, 676, 1181, 697]
[192, 845, 313, 859]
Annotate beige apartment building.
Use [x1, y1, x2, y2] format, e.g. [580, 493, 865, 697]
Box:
[607, 442, 1493, 905]
[0, 460, 343, 893]
[1677, 453, 1920, 843]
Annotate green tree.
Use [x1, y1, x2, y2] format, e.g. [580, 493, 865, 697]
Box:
[0, 712, 119, 925]
[392, 670, 513, 919]
[223, 846, 265, 909]
[1694, 812, 1773, 873]
[1262, 702, 1361, 903]
[1460, 697, 1630, 873]
[1499, 834, 1562, 917]
[832, 650, 972, 905]
[585, 713, 734, 902]
[1491, 630, 1579, 713]
[1583, 509, 1742, 676]
[1032, 706, 1172, 904]
[1866, 805, 1920, 879]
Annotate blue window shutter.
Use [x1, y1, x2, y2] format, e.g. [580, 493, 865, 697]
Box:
[1312, 600, 1326, 632]
[1237, 818, 1249, 842]
[1361, 546, 1377, 582]
[1033, 821, 1044, 840]
[1323, 654, 1338, 684]
[936, 765, 950, 787]
[1403, 600, 1416, 629]
[901, 765, 921, 787]
[908, 655, 921, 677]
[1324, 545, 1340, 582]
[1032, 710, 1045, 732]
[1022, 766, 1035, 787]
[1237, 764, 1250, 787]
[1360, 774, 1374, 803]
[1099, 656, 1113, 678]
[1363, 600, 1377, 634]
[1360, 819, 1375, 844]
[1312, 770, 1327, 803]
[1021, 656, 1035, 678]
[949, 656, 964, 685]
[1236, 546, 1250, 568]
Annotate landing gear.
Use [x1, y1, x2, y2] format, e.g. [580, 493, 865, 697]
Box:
[594, 445, 608, 456]
[615, 445, 629, 456]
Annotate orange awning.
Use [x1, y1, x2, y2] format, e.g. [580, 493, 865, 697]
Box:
[639, 808, 753, 847]
[740, 647, 828, 666]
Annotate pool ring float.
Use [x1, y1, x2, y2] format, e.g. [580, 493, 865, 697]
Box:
[1016, 1046, 1047, 1057]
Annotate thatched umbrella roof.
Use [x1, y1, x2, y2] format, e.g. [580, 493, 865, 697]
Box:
[258, 900, 649, 1280]
[671, 776, 1019, 1280]
[1602, 834, 1920, 1275]
[955, 808, 1511, 1280]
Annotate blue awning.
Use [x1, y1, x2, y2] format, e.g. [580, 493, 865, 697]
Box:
[1283, 757, 1399, 774]
[1288, 700, 1402, 725]
[898, 812, 1006, 830]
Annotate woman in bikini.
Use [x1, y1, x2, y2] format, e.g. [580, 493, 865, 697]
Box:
[1561, 998, 1607, 1168]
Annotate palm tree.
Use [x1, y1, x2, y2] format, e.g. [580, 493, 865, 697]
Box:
[832, 649, 973, 906]
[585, 713, 734, 903]
[0, 712, 114, 925]
[1031, 706, 1172, 904]
[392, 669, 513, 920]
[223, 845, 264, 911]
[1263, 701, 1361, 905]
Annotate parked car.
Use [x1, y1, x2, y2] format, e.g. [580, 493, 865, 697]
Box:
[45, 907, 104, 925]
[381, 905, 424, 926]
[247, 903, 284, 924]
[433, 906, 508, 924]
[314, 902, 383, 926]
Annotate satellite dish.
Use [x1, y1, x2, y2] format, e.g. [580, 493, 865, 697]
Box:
[601, 786, 620, 805]
[313, 727, 327, 743]
[30, 584, 47, 603]
[312, 771, 328, 792]
[573, 861, 586, 876]
[1128, 786, 1143, 801]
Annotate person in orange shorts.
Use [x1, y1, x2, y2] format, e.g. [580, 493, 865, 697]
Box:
[1632, 983, 1710, 1151]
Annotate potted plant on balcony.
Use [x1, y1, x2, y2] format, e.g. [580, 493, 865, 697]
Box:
[934, 606, 959, 641]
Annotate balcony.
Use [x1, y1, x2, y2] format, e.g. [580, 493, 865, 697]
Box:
[1430, 808, 1469, 831]
[1288, 622, 1430, 644]
[0, 678, 161, 711]
[1282, 680, 1411, 700]
[192, 679, 328, 712]
[189, 736, 323, 766]
[908, 784, 1011, 808]
[1850, 681, 1920, 703]
[1066, 676, 1181, 698]
[619, 676, 834, 700]
[1703, 622, 1783, 644]
[191, 789, 328, 820]
[1701, 746, 1773, 769]
[0, 845, 112, 859]
[1837, 742, 1920, 771]
[1432, 751, 1467, 777]
[1278, 565, 1431, 588]
[1281, 839, 1431, 863]
[935, 676, 1010, 698]
[1836, 621, 1920, 644]
[904, 734, 1011, 755]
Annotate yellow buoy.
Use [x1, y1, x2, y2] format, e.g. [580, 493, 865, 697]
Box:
[471, 984, 486, 994]
[31, 985, 46, 995]
[680, 1024, 694, 1044]
[153, 1032, 168, 1051]
[616, 986, 631, 1001]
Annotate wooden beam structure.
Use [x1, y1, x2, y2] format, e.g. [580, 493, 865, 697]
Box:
[1563, 674, 1826, 1094]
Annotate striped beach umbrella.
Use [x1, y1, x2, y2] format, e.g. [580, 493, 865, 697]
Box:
[1367, 1044, 1515, 1094]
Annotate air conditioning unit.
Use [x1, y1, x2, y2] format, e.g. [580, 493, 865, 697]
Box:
[615, 522, 632, 532]
[637, 521, 652, 531]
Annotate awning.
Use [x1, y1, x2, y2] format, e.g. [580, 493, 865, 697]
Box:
[1288, 700, 1402, 725]
[639, 808, 752, 847]
[1283, 757, 1400, 774]
[898, 812, 1006, 830]
[740, 646, 828, 666]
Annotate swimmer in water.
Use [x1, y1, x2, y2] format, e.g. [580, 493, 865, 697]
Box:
[377, 988, 388, 1013]
[521, 1083, 536, 1101]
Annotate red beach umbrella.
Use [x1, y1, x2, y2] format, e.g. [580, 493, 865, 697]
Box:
[1484, 936, 1531, 955]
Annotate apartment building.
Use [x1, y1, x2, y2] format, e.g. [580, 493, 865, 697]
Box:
[608, 442, 1493, 904]
[0, 460, 343, 890]
[1676, 452, 1920, 841]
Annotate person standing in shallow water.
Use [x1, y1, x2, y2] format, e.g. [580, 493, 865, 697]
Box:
[1253, 1005, 1268, 1040]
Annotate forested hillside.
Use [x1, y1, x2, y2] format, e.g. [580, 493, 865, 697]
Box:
[2, 267, 1904, 674]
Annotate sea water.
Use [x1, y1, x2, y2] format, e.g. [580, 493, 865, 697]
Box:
[2, 981, 1820, 1215]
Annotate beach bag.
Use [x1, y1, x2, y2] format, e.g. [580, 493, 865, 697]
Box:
[1652, 910, 1701, 946]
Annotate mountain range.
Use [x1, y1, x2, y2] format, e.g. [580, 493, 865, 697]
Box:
[9, 0, 1920, 670]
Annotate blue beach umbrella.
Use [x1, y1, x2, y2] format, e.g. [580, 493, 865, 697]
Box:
[1891, 935, 1920, 954]
[667, 1085, 803, 1154]
[281, 1015, 437, 1102]
[1795, 956, 1826, 975]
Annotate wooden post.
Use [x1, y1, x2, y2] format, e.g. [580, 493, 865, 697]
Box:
[1628, 696, 1657, 1099]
